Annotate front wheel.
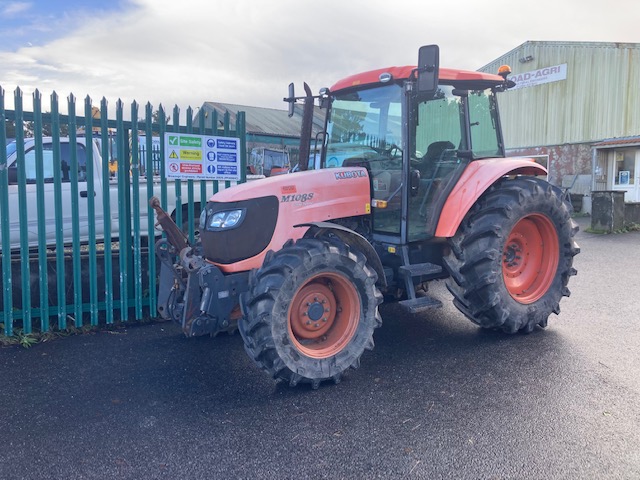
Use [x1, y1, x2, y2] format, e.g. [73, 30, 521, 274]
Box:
[444, 177, 579, 333]
[239, 237, 382, 388]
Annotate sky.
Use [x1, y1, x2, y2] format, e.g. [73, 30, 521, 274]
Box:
[1, 0, 639, 118]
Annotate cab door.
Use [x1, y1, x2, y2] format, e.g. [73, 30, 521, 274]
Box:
[406, 86, 503, 241]
[406, 86, 468, 242]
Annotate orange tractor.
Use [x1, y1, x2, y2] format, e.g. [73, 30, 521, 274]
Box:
[152, 45, 579, 388]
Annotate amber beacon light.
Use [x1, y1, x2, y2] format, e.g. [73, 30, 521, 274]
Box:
[497, 65, 512, 79]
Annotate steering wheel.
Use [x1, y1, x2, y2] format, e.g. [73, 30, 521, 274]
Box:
[371, 144, 402, 158]
[386, 144, 402, 158]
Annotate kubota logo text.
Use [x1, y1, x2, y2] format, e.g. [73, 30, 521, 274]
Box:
[335, 170, 366, 180]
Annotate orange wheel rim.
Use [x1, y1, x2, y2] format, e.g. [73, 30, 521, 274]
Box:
[502, 214, 559, 304]
[288, 272, 360, 359]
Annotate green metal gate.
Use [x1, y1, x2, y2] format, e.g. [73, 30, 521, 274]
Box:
[0, 86, 247, 337]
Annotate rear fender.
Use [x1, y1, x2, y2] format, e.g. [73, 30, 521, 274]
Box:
[435, 158, 547, 238]
[300, 221, 387, 288]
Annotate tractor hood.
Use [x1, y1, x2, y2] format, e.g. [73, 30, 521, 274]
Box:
[202, 168, 372, 273]
[209, 168, 371, 212]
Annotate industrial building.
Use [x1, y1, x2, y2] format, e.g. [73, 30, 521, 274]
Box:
[480, 41, 640, 212]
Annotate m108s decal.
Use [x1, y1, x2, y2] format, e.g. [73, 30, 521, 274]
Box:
[281, 192, 315, 203]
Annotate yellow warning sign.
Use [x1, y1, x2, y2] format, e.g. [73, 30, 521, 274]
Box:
[169, 150, 178, 159]
[180, 149, 202, 161]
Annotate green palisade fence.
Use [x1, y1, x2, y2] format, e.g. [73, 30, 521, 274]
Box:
[0, 86, 247, 337]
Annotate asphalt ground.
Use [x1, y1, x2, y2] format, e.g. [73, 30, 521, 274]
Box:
[1, 216, 639, 479]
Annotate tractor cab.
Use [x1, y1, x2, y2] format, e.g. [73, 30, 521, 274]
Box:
[315, 46, 509, 244]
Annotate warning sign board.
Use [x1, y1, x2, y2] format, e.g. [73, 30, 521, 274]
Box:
[164, 133, 241, 180]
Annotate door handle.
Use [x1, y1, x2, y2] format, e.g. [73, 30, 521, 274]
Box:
[80, 190, 95, 198]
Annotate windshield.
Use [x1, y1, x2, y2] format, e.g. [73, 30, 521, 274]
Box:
[324, 84, 402, 168]
[325, 84, 501, 167]
[5, 140, 17, 158]
[324, 85, 404, 236]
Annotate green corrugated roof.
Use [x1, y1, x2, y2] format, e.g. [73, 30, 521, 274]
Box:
[195, 102, 325, 138]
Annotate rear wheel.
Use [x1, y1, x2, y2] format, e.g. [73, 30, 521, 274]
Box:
[444, 177, 579, 333]
[239, 237, 382, 388]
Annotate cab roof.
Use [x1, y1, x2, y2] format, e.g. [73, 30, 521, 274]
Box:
[330, 66, 505, 93]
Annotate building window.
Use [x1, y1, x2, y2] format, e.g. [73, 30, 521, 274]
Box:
[594, 150, 608, 190]
[614, 148, 635, 185]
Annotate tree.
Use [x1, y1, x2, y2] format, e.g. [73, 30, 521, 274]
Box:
[23, 116, 69, 137]
[151, 109, 170, 134]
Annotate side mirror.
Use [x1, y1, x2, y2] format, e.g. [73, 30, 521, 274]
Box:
[285, 83, 295, 117]
[410, 169, 421, 196]
[417, 45, 440, 94]
[318, 87, 330, 110]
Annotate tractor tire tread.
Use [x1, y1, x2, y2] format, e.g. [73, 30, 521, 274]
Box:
[239, 237, 382, 387]
[444, 177, 579, 333]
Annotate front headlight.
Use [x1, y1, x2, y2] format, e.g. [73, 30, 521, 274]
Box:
[208, 209, 246, 230]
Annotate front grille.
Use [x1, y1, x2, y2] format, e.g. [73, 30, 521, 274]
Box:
[200, 196, 279, 264]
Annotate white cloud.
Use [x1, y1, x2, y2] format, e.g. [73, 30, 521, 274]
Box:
[1, 1, 31, 16]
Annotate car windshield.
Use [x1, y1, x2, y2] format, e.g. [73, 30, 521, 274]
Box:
[5, 140, 16, 158]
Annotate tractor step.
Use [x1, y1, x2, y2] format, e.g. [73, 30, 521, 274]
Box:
[398, 262, 442, 278]
[398, 295, 443, 313]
